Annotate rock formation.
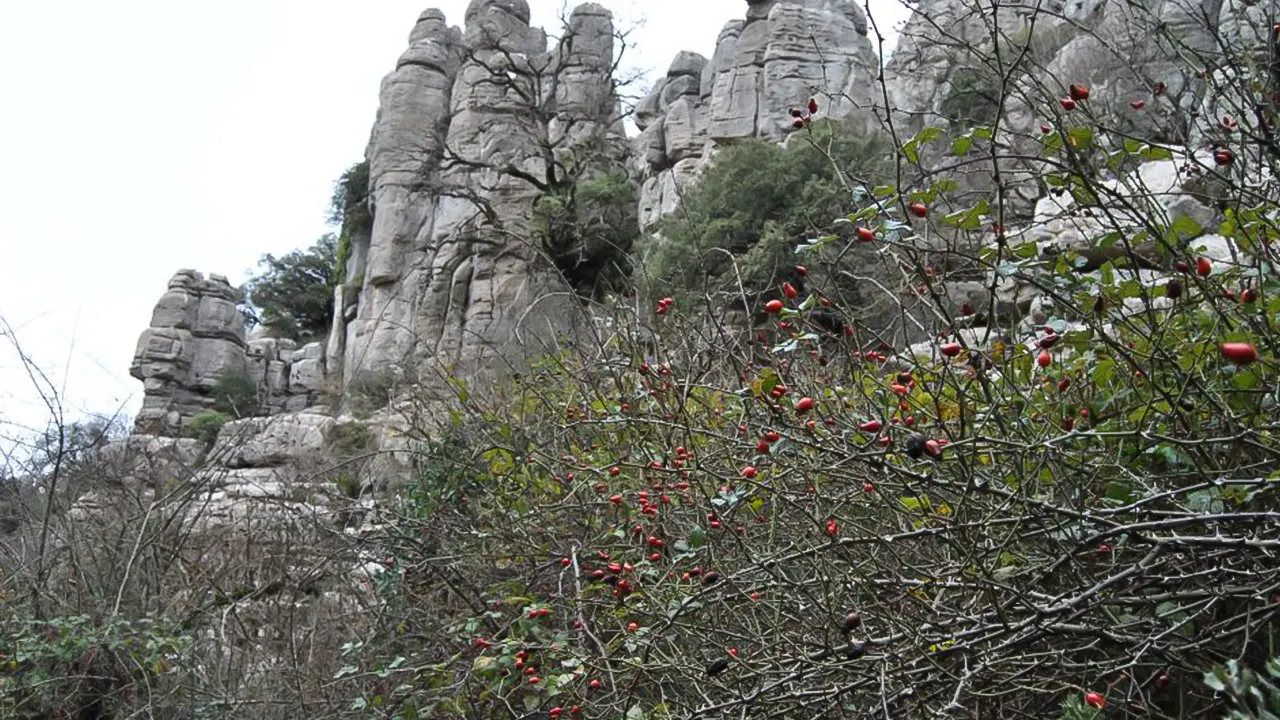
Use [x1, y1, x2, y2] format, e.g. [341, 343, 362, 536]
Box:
[129, 270, 249, 435]
[633, 0, 880, 231]
[330, 1, 625, 397]
[121, 0, 1280, 429]
[130, 270, 327, 436]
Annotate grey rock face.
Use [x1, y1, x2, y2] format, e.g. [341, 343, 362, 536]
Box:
[130, 271, 248, 435]
[211, 413, 337, 469]
[632, 0, 878, 232]
[131, 271, 326, 436]
[338, 2, 622, 398]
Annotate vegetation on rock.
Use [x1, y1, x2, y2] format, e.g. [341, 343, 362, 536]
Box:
[535, 168, 640, 300]
[8, 2, 1280, 719]
[649, 118, 896, 324]
[241, 233, 337, 343]
[331, 159, 371, 288]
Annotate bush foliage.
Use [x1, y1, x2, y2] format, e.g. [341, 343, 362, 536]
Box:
[649, 118, 897, 323]
[8, 2, 1280, 718]
[535, 169, 640, 300]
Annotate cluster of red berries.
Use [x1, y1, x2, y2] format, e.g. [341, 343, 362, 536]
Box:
[655, 296, 674, 315]
[790, 97, 820, 128]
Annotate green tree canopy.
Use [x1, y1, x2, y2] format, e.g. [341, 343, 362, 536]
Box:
[648, 118, 894, 303]
[241, 233, 337, 343]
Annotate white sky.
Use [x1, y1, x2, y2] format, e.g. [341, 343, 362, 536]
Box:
[0, 0, 909, 453]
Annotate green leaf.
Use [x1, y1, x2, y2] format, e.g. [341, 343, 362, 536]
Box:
[1140, 145, 1174, 161]
[952, 136, 972, 156]
[1066, 126, 1094, 150]
[902, 140, 919, 164]
[1170, 214, 1204, 240]
[688, 526, 706, 549]
[918, 126, 945, 143]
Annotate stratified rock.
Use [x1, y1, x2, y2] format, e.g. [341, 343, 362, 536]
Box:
[632, 0, 878, 233]
[211, 412, 337, 469]
[130, 271, 248, 436]
[341, 2, 620, 396]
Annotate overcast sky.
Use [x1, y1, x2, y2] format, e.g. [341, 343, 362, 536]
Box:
[0, 0, 910, 453]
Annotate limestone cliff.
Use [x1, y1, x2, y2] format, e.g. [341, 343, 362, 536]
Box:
[329, 1, 624, 397]
[633, 0, 880, 231]
[127, 0, 1278, 426]
[129, 270, 327, 436]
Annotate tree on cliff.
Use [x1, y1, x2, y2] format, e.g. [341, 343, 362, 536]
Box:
[424, 5, 643, 301]
[240, 233, 336, 343]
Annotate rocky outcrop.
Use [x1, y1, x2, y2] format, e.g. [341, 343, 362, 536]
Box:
[130, 271, 327, 436]
[632, 0, 880, 232]
[246, 336, 327, 414]
[130, 270, 250, 435]
[334, 1, 623, 397]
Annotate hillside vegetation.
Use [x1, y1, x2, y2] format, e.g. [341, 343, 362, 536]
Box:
[6, 2, 1280, 719]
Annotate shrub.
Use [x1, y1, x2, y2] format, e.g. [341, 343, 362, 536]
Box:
[210, 367, 258, 418]
[1208, 657, 1280, 720]
[650, 117, 895, 322]
[184, 410, 231, 446]
[535, 169, 640, 299]
[938, 67, 1002, 127]
[330, 160, 371, 288]
[327, 421, 373, 456]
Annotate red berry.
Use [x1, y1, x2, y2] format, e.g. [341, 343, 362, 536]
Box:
[908, 202, 928, 218]
[807, 97, 819, 114]
[1060, 97, 1077, 111]
[1037, 350, 1051, 368]
[859, 419, 883, 433]
[855, 226, 876, 242]
[1196, 257, 1212, 276]
[1040, 124, 1052, 134]
[796, 397, 815, 414]
[589, 679, 601, 689]
[560, 557, 571, 567]
[1084, 692, 1105, 709]
[1221, 342, 1258, 365]
[741, 466, 758, 479]
[1130, 99, 1145, 109]
[940, 342, 962, 357]
[1175, 260, 1189, 273]
[783, 282, 799, 299]
[863, 482, 875, 493]
[793, 118, 805, 129]
[1068, 83, 1090, 100]
[627, 622, 639, 633]
[794, 264, 808, 276]
[1214, 148, 1234, 166]
[529, 676, 541, 685]
[765, 299, 784, 313]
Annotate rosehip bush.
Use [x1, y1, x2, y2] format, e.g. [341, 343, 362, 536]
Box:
[326, 4, 1280, 717]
